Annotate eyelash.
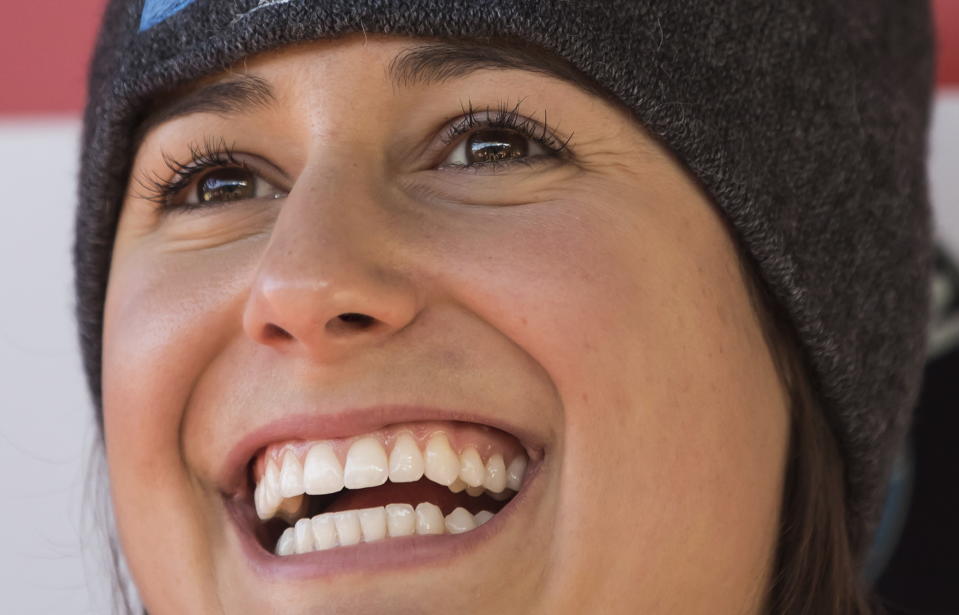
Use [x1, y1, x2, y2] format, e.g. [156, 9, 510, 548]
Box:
[438, 97, 573, 170]
[137, 99, 573, 209]
[137, 137, 245, 207]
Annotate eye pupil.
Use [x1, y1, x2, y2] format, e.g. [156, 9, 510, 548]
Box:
[467, 129, 528, 164]
[197, 167, 255, 203]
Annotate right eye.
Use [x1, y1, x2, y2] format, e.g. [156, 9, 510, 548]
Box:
[187, 166, 284, 207]
[136, 139, 290, 213]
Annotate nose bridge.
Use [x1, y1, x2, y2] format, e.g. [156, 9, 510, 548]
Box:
[242, 162, 419, 363]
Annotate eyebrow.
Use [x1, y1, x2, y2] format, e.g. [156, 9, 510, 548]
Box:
[134, 37, 615, 142]
[134, 73, 275, 144]
[386, 38, 611, 99]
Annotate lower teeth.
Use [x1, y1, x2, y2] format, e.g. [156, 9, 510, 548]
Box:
[275, 502, 495, 555]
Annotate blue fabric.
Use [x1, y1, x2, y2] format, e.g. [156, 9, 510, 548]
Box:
[863, 440, 914, 584]
[139, 0, 198, 31]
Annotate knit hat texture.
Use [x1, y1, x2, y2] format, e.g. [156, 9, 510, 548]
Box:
[75, 0, 935, 561]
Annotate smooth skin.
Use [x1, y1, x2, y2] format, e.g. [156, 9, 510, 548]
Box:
[103, 34, 789, 614]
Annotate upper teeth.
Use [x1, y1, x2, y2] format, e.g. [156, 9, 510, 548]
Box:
[253, 431, 529, 521]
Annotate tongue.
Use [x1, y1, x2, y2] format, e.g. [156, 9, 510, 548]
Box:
[324, 478, 504, 515]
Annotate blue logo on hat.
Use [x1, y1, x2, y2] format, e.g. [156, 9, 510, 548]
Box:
[139, 0, 199, 31]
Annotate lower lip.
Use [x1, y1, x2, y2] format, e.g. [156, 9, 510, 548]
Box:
[224, 461, 541, 581]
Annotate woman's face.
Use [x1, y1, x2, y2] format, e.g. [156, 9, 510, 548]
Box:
[104, 35, 789, 614]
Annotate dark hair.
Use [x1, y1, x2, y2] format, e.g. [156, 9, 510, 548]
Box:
[84, 436, 142, 614]
[740, 249, 877, 615]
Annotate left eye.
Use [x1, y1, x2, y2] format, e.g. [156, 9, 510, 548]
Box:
[188, 167, 283, 206]
[442, 128, 547, 167]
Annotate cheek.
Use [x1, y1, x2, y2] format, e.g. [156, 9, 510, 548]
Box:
[449, 185, 787, 607]
[103, 240, 260, 438]
[101, 237, 261, 609]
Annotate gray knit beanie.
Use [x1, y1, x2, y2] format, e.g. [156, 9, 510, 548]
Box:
[75, 0, 935, 562]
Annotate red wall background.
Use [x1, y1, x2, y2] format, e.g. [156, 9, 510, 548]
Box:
[939, 0, 959, 87]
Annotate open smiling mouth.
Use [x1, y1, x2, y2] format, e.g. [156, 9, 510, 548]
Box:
[234, 421, 533, 557]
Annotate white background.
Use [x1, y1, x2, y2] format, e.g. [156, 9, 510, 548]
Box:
[1, 95, 957, 613]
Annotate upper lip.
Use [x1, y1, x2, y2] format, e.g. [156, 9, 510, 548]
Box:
[218, 403, 545, 498]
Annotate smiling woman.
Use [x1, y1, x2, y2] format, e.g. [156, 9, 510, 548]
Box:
[76, 2, 934, 614]
[111, 38, 789, 610]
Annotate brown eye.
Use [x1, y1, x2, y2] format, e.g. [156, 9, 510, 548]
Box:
[196, 167, 256, 203]
[466, 129, 529, 164]
[443, 125, 548, 168]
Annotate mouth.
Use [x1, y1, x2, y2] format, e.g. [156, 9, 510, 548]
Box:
[224, 417, 539, 567]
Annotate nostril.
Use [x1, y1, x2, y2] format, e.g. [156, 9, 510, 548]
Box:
[336, 313, 375, 328]
[264, 323, 293, 341]
[260, 314, 376, 345]
[326, 312, 376, 333]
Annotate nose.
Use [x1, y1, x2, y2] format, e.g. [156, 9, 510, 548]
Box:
[242, 173, 420, 364]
